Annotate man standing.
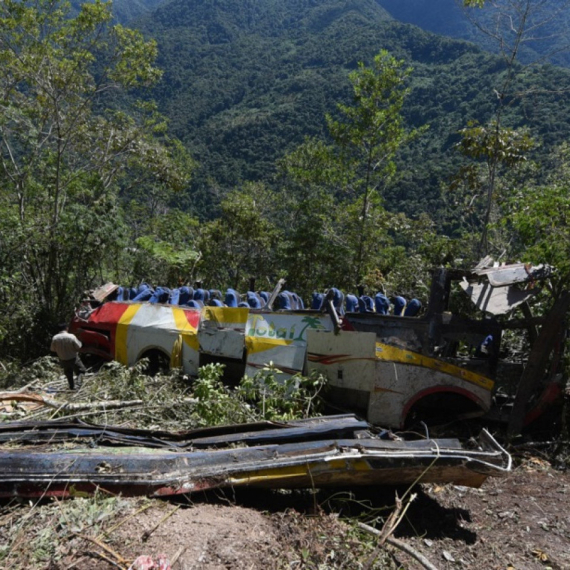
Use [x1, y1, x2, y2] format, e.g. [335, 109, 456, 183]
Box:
[50, 325, 87, 390]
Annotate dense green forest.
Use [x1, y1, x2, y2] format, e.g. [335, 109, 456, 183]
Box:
[1, 0, 570, 361]
[71, 0, 163, 23]
[137, 0, 570, 220]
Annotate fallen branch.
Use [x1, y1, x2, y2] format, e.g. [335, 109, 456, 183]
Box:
[0, 393, 47, 405]
[86, 549, 128, 570]
[6, 395, 197, 412]
[170, 545, 187, 567]
[142, 505, 181, 541]
[358, 522, 439, 570]
[42, 398, 145, 411]
[362, 492, 417, 570]
[0, 394, 145, 413]
[75, 532, 129, 567]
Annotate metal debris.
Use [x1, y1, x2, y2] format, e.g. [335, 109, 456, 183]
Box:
[0, 414, 511, 498]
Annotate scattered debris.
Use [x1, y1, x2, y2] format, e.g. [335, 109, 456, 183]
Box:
[128, 553, 171, 570]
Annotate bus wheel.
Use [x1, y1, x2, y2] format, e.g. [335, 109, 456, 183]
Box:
[139, 349, 170, 376]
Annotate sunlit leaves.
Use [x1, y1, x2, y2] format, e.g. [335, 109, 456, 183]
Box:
[458, 120, 534, 167]
[197, 183, 282, 290]
[505, 143, 570, 293]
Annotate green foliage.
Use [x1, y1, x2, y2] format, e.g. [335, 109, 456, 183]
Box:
[138, 0, 570, 224]
[192, 362, 326, 426]
[131, 209, 201, 286]
[135, 235, 200, 283]
[277, 140, 353, 292]
[0, 356, 201, 428]
[504, 144, 570, 294]
[448, 0, 565, 260]
[452, 120, 534, 256]
[240, 364, 326, 422]
[0, 356, 61, 392]
[0, 0, 192, 359]
[278, 50, 429, 293]
[0, 489, 131, 567]
[197, 183, 283, 290]
[458, 120, 534, 167]
[326, 50, 426, 280]
[192, 363, 254, 426]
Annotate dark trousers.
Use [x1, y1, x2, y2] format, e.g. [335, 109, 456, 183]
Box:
[60, 355, 87, 389]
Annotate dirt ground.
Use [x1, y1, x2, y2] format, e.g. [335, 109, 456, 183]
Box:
[31, 458, 568, 570]
[394, 458, 570, 570]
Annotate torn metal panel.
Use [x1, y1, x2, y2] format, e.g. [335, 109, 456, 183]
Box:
[90, 282, 119, 303]
[472, 262, 552, 288]
[460, 279, 539, 315]
[461, 259, 553, 315]
[198, 307, 248, 360]
[0, 414, 371, 449]
[0, 416, 511, 498]
[471, 259, 553, 287]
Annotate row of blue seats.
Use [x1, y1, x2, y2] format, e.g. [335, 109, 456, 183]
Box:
[113, 285, 271, 309]
[113, 285, 421, 316]
[311, 289, 422, 317]
[114, 285, 304, 310]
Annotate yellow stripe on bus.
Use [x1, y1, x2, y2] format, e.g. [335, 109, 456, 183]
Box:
[172, 308, 200, 351]
[228, 458, 372, 484]
[245, 336, 293, 355]
[115, 304, 142, 365]
[375, 343, 494, 391]
[202, 306, 249, 325]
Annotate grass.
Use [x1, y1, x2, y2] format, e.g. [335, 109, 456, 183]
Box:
[0, 492, 135, 569]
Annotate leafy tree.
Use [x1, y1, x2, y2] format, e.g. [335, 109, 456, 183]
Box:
[280, 51, 424, 288]
[131, 210, 201, 287]
[197, 183, 282, 291]
[0, 0, 191, 357]
[277, 139, 354, 293]
[454, 120, 533, 256]
[505, 143, 570, 296]
[452, 0, 570, 258]
[326, 50, 425, 281]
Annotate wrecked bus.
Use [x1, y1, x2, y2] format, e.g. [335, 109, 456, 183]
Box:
[70, 260, 569, 433]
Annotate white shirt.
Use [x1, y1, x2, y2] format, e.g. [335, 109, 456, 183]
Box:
[51, 331, 82, 361]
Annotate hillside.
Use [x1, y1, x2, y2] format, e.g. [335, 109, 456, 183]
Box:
[71, 0, 165, 23]
[135, 0, 570, 218]
[377, 0, 570, 68]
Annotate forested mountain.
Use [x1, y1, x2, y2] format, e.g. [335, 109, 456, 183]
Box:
[71, 0, 164, 23]
[376, 0, 570, 68]
[138, 0, 570, 218]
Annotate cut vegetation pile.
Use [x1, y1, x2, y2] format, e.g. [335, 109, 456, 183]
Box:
[0, 357, 326, 430]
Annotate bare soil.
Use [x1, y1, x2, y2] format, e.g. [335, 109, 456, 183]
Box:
[393, 458, 570, 569]
[39, 459, 570, 570]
